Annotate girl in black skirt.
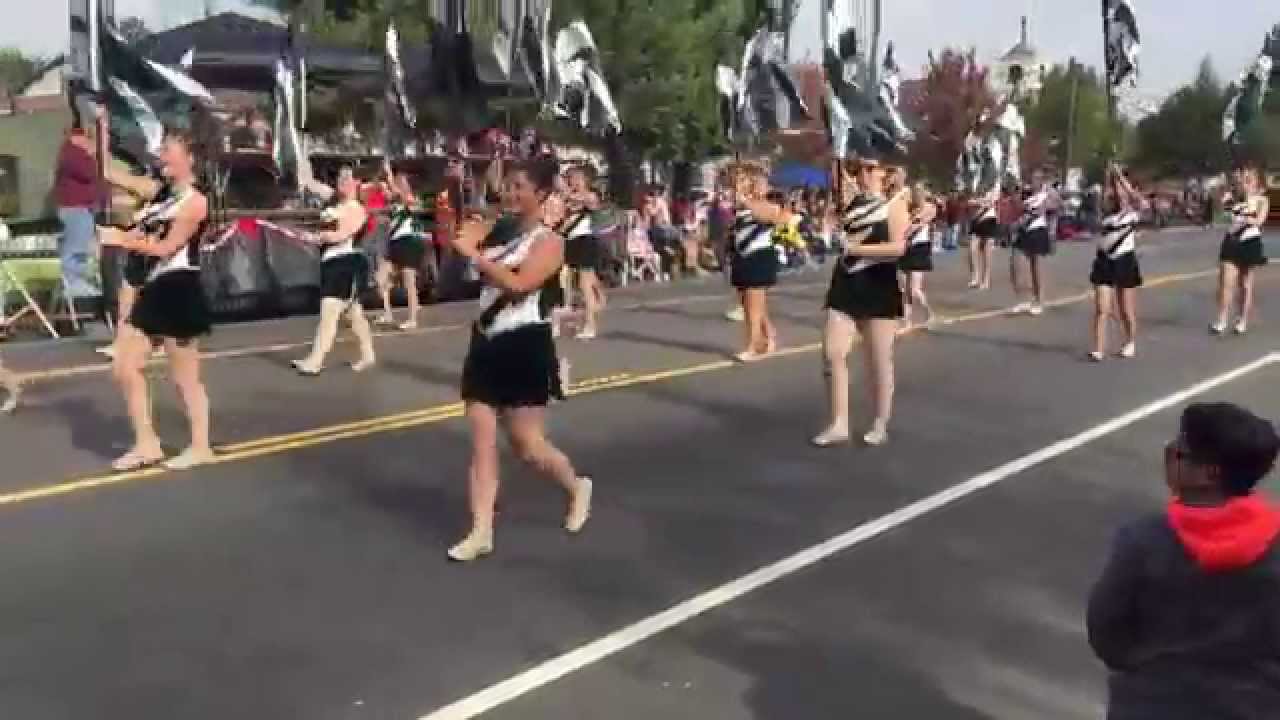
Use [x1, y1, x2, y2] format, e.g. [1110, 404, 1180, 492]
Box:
[1012, 172, 1052, 315]
[375, 168, 427, 331]
[967, 188, 1000, 290]
[293, 167, 378, 375]
[562, 165, 605, 340]
[1213, 165, 1271, 335]
[814, 158, 911, 448]
[727, 162, 789, 363]
[898, 183, 938, 332]
[1089, 164, 1146, 361]
[446, 158, 591, 562]
[97, 128, 214, 471]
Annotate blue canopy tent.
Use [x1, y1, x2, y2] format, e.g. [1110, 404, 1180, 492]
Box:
[769, 162, 829, 189]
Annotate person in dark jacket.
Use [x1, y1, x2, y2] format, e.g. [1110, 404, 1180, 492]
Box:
[1087, 402, 1280, 720]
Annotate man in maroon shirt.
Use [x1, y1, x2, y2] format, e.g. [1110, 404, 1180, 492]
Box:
[53, 126, 103, 303]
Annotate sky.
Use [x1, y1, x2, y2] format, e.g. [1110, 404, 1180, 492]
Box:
[3, 0, 1276, 102]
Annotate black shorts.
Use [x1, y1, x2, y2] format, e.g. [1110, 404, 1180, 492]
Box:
[898, 243, 933, 272]
[972, 217, 1000, 240]
[1016, 226, 1052, 257]
[565, 234, 603, 271]
[386, 234, 427, 270]
[129, 270, 211, 342]
[461, 324, 563, 408]
[320, 254, 369, 301]
[730, 248, 778, 289]
[1219, 234, 1267, 269]
[1090, 252, 1143, 289]
[123, 252, 154, 288]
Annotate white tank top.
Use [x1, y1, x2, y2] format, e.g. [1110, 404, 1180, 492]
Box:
[1230, 196, 1265, 241]
[139, 186, 202, 281]
[321, 200, 366, 262]
[475, 225, 553, 337]
[1098, 210, 1140, 258]
[1022, 189, 1049, 230]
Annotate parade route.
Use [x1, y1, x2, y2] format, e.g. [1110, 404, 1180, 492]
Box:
[1, 229, 1278, 719]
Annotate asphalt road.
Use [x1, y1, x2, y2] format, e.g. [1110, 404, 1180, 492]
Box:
[0, 228, 1276, 719]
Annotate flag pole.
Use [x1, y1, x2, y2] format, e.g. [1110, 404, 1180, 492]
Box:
[1101, 0, 1116, 161]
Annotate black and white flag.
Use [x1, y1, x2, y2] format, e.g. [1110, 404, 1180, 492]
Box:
[715, 64, 741, 140]
[516, 0, 553, 102]
[1223, 53, 1274, 145]
[272, 57, 302, 187]
[93, 16, 215, 163]
[734, 22, 809, 139]
[551, 21, 621, 134]
[383, 22, 417, 158]
[820, 1, 907, 159]
[1104, 0, 1141, 88]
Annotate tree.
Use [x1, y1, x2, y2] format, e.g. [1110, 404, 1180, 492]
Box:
[1131, 57, 1230, 178]
[1024, 61, 1120, 182]
[117, 16, 152, 45]
[903, 48, 995, 187]
[0, 47, 42, 99]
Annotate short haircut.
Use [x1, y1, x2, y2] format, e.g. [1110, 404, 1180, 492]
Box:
[163, 126, 195, 152]
[510, 156, 559, 193]
[1181, 402, 1280, 496]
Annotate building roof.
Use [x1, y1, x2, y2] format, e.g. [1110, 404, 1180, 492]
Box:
[999, 17, 1039, 63]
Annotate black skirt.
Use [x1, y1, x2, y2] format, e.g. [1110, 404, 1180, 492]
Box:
[123, 252, 154, 287]
[826, 262, 903, 320]
[130, 270, 211, 341]
[1016, 226, 1052, 257]
[461, 324, 564, 408]
[565, 234, 603, 271]
[386, 234, 427, 270]
[730, 248, 779, 289]
[1090, 251, 1143, 289]
[1219, 234, 1268, 269]
[972, 217, 1001, 240]
[898, 243, 933, 272]
[320, 254, 370, 300]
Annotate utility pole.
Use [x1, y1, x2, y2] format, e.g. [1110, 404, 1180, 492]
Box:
[868, 0, 881, 88]
[1065, 58, 1079, 183]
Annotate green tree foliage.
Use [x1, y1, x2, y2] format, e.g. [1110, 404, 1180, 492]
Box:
[1131, 57, 1230, 177]
[249, 0, 747, 163]
[0, 47, 43, 98]
[1024, 61, 1119, 182]
[550, 0, 746, 162]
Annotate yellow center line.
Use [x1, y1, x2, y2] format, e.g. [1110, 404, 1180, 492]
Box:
[0, 269, 1233, 508]
[12, 284, 817, 386]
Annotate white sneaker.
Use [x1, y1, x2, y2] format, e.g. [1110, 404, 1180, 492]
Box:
[1233, 320, 1248, 335]
[726, 306, 745, 322]
[1028, 303, 1044, 317]
[1087, 351, 1104, 362]
[565, 477, 593, 534]
[1011, 302, 1032, 315]
[812, 426, 851, 447]
[447, 527, 494, 562]
[1209, 322, 1227, 336]
[862, 426, 889, 447]
[1118, 343, 1136, 359]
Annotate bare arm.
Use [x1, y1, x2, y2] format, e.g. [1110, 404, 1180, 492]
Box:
[469, 231, 565, 295]
[315, 202, 367, 245]
[1248, 196, 1270, 226]
[104, 164, 161, 201]
[742, 198, 791, 226]
[109, 192, 209, 257]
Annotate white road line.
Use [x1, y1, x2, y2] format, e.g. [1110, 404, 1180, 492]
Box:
[418, 352, 1279, 720]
